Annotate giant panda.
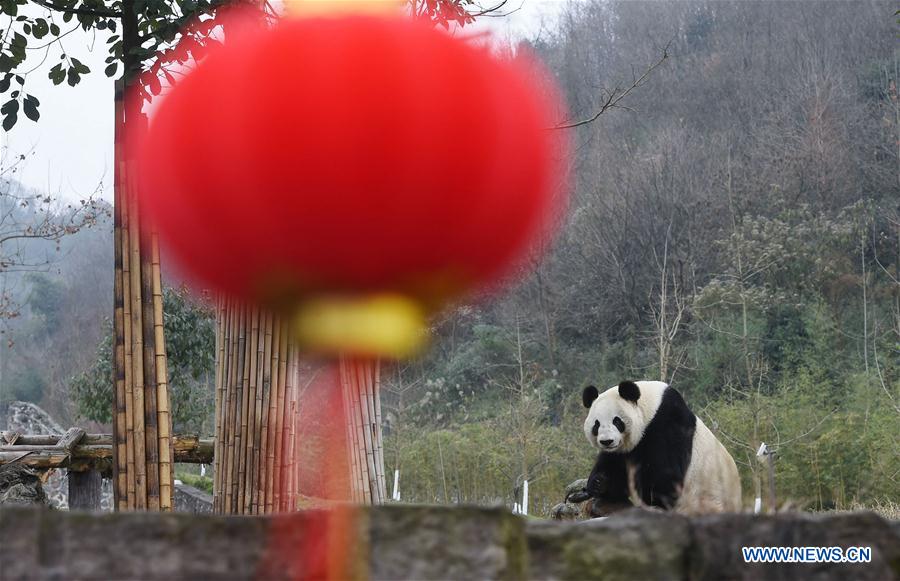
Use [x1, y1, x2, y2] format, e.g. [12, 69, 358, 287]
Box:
[580, 380, 742, 514]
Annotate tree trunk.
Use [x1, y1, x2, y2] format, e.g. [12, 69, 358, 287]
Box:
[111, 0, 173, 512]
[68, 470, 102, 511]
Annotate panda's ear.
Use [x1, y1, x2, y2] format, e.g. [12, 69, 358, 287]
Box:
[618, 381, 640, 403]
[582, 385, 599, 408]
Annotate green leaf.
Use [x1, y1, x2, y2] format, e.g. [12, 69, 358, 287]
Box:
[1, 99, 19, 131]
[32, 18, 49, 39]
[71, 58, 90, 74]
[66, 67, 79, 87]
[0, 77, 9, 93]
[105, 63, 118, 78]
[48, 64, 66, 86]
[0, 99, 17, 115]
[50, 23, 60, 36]
[22, 94, 39, 121]
[147, 73, 161, 96]
[0, 113, 15, 132]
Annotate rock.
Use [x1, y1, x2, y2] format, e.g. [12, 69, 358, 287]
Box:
[550, 501, 582, 520]
[173, 483, 212, 514]
[528, 508, 691, 580]
[1, 504, 897, 580]
[0, 464, 50, 507]
[689, 511, 900, 581]
[564, 478, 589, 501]
[370, 504, 527, 580]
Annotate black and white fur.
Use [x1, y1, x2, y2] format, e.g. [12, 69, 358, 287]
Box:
[581, 380, 741, 514]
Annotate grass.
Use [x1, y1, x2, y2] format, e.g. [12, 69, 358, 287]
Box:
[175, 471, 213, 495]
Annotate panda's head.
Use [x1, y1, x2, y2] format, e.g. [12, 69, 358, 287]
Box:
[582, 380, 663, 453]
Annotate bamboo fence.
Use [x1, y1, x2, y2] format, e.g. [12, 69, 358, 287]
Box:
[112, 79, 174, 511]
[213, 302, 387, 513]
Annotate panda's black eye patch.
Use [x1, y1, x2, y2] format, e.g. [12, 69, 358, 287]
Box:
[591, 420, 600, 436]
[613, 416, 625, 433]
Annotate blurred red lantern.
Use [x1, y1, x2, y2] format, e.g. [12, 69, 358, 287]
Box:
[137, 12, 568, 357]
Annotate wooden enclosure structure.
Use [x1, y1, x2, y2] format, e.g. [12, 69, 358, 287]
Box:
[0, 430, 211, 510]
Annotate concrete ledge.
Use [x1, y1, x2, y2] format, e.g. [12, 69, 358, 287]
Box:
[0, 506, 897, 580]
[173, 482, 213, 514]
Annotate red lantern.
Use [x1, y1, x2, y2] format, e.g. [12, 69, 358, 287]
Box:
[137, 12, 568, 357]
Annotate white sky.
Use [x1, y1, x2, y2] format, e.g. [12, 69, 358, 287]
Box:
[1, 0, 571, 203]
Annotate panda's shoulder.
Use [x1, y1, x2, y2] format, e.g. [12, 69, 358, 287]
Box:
[633, 381, 672, 416]
[642, 382, 696, 426]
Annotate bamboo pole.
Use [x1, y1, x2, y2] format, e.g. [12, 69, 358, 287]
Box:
[126, 160, 148, 511]
[281, 339, 297, 512]
[373, 360, 387, 500]
[263, 320, 280, 513]
[213, 297, 226, 511]
[141, 222, 161, 511]
[257, 312, 273, 513]
[119, 149, 136, 510]
[112, 79, 128, 512]
[151, 233, 172, 511]
[339, 360, 361, 502]
[223, 302, 241, 513]
[243, 310, 259, 514]
[357, 361, 379, 502]
[360, 361, 379, 501]
[236, 304, 250, 513]
[271, 322, 287, 512]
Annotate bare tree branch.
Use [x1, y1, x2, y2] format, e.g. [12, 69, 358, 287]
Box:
[555, 41, 671, 130]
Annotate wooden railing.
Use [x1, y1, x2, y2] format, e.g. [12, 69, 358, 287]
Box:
[0, 430, 213, 510]
[0, 431, 213, 469]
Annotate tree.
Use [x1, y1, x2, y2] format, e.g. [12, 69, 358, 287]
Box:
[0, 0, 263, 511]
[72, 286, 216, 433]
[1, 158, 107, 322]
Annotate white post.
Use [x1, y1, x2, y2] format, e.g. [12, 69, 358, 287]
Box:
[522, 480, 529, 516]
[392, 469, 400, 501]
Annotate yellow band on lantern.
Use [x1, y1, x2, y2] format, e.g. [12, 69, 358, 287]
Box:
[294, 294, 427, 358]
[283, 0, 402, 16]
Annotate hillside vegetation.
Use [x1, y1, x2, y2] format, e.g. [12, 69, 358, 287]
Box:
[381, 1, 899, 515]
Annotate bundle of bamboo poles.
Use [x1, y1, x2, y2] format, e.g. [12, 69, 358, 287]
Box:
[112, 80, 174, 511]
[213, 301, 303, 514]
[340, 357, 387, 504]
[213, 302, 388, 513]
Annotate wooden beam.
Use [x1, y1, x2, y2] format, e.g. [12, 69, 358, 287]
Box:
[55, 428, 86, 453]
[0, 435, 214, 470]
[0, 431, 21, 445]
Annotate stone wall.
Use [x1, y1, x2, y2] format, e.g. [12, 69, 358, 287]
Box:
[1, 505, 897, 580]
[173, 483, 213, 514]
